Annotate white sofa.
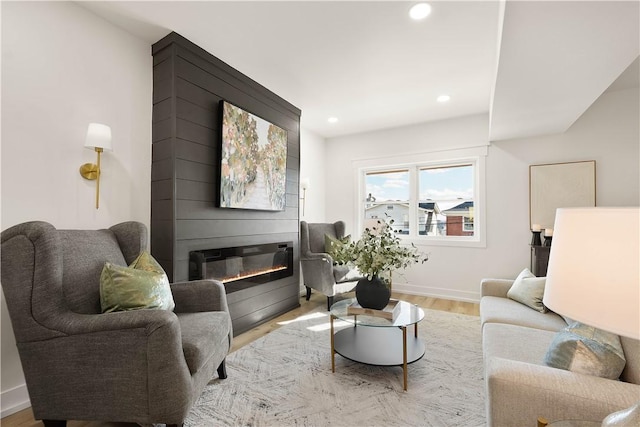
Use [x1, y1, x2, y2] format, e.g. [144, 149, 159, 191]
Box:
[480, 278, 640, 427]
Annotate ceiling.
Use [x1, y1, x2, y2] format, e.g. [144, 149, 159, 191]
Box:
[79, 1, 639, 141]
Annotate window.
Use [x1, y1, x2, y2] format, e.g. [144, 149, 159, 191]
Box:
[361, 157, 483, 245]
[364, 170, 410, 234]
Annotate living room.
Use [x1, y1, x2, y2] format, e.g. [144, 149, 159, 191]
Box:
[1, 1, 639, 426]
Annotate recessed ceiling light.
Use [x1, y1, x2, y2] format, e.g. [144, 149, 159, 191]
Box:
[437, 95, 451, 103]
[328, 117, 338, 123]
[409, 3, 432, 20]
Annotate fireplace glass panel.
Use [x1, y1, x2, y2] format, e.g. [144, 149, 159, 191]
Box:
[189, 242, 293, 293]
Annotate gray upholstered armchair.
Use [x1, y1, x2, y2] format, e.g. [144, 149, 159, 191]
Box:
[0, 221, 232, 427]
[300, 221, 362, 310]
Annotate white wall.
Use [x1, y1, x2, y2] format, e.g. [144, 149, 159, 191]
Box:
[299, 127, 327, 222]
[325, 87, 639, 302]
[1, 2, 152, 417]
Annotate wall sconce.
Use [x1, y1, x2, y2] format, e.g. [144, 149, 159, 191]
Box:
[300, 178, 310, 216]
[79, 123, 112, 209]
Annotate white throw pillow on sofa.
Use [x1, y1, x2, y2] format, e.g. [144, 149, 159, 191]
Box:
[507, 268, 547, 313]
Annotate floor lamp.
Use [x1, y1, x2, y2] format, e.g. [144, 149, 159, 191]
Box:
[543, 207, 640, 426]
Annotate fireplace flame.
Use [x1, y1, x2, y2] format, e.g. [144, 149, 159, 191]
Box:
[220, 265, 288, 284]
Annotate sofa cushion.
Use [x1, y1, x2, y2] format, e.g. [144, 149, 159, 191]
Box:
[543, 322, 626, 380]
[507, 268, 547, 313]
[480, 296, 567, 332]
[620, 337, 640, 384]
[178, 311, 231, 375]
[483, 323, 556, 365]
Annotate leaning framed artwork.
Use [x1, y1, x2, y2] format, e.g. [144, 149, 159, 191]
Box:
[529, 160, 596, 230]
[218, 100, 288, 211]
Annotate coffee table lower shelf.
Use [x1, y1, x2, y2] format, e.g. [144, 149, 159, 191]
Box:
[332, 326, 425, 390]
[334, 327, 425, 365]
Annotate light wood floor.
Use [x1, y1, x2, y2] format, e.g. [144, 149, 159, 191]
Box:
[2, 291, 479, 427]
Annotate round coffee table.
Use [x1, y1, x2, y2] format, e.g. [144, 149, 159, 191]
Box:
[329, 298, 425, 391]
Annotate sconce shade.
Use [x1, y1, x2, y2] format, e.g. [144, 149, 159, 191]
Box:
[542, 207, 640, 339]
[300, 178, 310, 191]
[85, 123, 112, 151]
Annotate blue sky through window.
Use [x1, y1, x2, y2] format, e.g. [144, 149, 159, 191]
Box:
[366, 165, 473, 211]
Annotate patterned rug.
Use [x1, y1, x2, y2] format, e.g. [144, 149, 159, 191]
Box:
[185, 308, 485, 427]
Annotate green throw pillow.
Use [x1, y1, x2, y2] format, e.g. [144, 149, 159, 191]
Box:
[507, 268, 547, 313]
[543, 322, 626, 380]
[324, 233, 351, 265]
[100, 251, 175, 313]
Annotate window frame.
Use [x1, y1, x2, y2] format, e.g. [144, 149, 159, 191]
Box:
[353, 146, 487, 248]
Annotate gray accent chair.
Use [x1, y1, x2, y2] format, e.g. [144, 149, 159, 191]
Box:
[300, 221, 362, 310]
[1, 221, 233, 427]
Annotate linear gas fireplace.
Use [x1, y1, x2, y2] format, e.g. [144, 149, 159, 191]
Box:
[189, 242, 294, 293]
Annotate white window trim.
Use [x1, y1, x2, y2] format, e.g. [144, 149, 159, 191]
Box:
[463, 216, 474, 232]
[352, 145, 487, 248]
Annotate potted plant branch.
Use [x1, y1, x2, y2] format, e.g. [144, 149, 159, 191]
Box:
[331, 218, 429, 309]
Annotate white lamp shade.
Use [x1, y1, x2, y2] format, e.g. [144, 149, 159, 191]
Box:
[85, 123, 112, 150]
[543, 207, 640, 339]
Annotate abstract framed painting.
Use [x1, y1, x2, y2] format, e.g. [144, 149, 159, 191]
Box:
[219, 100, 288, 211]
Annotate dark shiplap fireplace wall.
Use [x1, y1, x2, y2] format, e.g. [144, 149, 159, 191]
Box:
[151, 32, 301, 334]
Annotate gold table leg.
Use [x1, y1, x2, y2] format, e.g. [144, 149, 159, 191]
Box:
[402, 326, 408, 391]
[330, 314, 335, 373]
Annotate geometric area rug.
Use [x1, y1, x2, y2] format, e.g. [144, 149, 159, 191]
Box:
[185, 308, 485, 427]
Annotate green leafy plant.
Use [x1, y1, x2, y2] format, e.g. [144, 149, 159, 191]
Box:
[331, 218, 428, 280]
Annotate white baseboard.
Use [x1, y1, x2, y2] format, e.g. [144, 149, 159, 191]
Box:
[1, 383, 31, 419]
[392, 282, 480, 303]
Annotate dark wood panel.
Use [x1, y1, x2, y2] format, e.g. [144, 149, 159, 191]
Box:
[152, 31, 301, 329]
[176, 78, 221, 111]
[154, 58, 173, 84]
[151, 200, 174, 221]
[153, 78, 172, 104]
[175, 159, 214, 183]
[176, 117, 216, 146]
[175, 56, 299, 132]
[175, 139, 216, 165]
[286, 193, 299, 208]
[152, 118, 172, 143]
[152, 139, 172, 162]
[176, 179, 214, 202]
[176, 200, 298, 221]
[231, 294, 300, 335]
[151, 179, 173, 201]
[152, 158, 173, 181]
[152, 43, 173, 65]
[175, 43, 301, 121]
[176, 97, 217, 130]
[175, 232, 299, 260]
[153, 98, 172, 123]
[176, 219, 299, 240]
[228, 280, 299, 318]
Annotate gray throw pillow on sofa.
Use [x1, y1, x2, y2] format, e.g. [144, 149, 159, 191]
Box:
[507, 268, 547, 313]
[543, 322, 626, 380]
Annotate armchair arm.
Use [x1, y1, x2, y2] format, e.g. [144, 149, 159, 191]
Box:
[300, 256, 337, 296]
[480, 278, 514, 298]
[51, 308, 178, 337]
[170, 279, 229, 313]
[20, 309, 192, 424]
[486, 357, 640, 426]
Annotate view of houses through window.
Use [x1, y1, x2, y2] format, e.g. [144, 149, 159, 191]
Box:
[364, 164, 475, 237]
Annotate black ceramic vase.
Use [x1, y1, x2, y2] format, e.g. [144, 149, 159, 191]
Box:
[355, 275, 391, 310]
